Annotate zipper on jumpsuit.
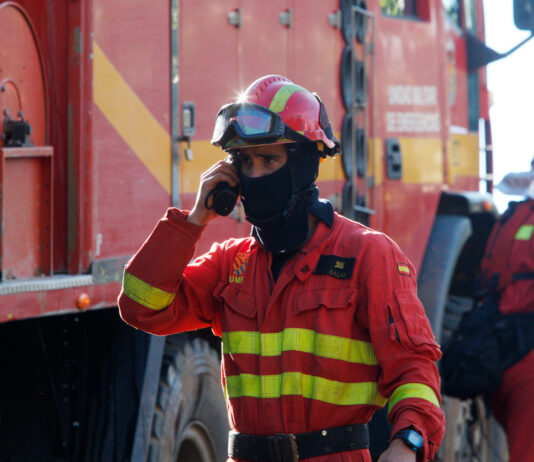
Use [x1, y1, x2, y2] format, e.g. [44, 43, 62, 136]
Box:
[265, 252, 273, 295]
[264, 250, 302, 298]
[387, 305, 404, 349]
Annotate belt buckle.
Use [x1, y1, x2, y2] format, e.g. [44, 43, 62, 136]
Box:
[267, 433, 299, 462]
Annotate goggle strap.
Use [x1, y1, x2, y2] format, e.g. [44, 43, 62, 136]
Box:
[287, 143, 302, 196]
[319, 102, 339, 148]
[283, 126, 313, 144]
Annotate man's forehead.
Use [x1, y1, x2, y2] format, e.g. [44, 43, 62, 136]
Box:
[236, 145, 289, 156]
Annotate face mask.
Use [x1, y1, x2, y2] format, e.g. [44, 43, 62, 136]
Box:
[239, 162, 292, 223]
[238, 147, 321, 252]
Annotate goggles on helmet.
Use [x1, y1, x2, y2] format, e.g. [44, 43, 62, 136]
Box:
[211, 103, 309, 150]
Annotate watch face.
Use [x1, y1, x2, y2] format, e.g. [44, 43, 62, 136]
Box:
[406, 430, 423, 449]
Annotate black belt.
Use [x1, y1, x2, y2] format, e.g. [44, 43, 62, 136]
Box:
[228, 423, 369, 462]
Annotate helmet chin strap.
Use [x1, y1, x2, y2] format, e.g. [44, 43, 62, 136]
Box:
[243, 143, 318, 230]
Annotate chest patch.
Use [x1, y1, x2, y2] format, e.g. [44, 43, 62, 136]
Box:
[313, 255, 355, 279]
[229, 252, 249, 284]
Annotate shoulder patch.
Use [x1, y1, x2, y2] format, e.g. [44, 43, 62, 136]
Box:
[397, 263, 411, 276]
[313, 255, 355, 279]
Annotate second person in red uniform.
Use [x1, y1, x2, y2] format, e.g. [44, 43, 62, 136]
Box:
[480, 162, 534, 462]
[118, 75, 444, 461]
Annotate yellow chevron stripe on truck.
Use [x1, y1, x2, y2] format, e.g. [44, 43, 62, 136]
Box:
[93, 41, 171, 193]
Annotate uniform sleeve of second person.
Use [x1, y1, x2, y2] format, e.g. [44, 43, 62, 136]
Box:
[358, 234, 445, 461]
[118, 208, 224, 337]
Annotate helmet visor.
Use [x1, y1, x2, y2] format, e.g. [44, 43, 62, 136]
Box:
[211, 103, 284, 148]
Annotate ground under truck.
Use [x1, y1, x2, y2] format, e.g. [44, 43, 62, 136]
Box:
[1, 0, 532, 460]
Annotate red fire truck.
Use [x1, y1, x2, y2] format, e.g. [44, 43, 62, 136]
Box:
[1, 0, 532, 460]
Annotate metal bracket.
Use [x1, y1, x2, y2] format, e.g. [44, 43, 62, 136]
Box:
[385, 138, 402, 180]
[279, 8, 293, 28]
[1, 110, 33, 147]
[328, 9, 342, 29]
[178, 136, 194, 161]
[228, 8, 242, 28]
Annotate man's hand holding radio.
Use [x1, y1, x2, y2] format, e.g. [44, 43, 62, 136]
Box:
[187, 159, 240, 226]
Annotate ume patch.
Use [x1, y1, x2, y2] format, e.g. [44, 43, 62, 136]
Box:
[229, 252, 249, 284]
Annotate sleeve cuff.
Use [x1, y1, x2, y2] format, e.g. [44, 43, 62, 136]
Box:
[164, 207, 207, 239]
[125, 208, 206, 288]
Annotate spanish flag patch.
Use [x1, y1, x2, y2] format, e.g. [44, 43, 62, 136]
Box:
[397, 263, 411, 276]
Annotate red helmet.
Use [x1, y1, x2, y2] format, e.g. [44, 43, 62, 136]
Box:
[212, 75, 340, 155]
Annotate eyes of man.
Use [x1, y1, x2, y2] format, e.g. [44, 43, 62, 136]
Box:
[234, 152, 284, 168]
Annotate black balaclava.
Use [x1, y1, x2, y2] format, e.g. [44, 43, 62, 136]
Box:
[239, 143, 333, 253]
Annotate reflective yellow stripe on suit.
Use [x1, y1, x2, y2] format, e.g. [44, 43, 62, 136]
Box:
[225, 372, 388, 407]
[387, 383, 441, 414]
[222, 329, 378, 365]
[515, 224, 534, 240]
[223, 329, 383, 406]
[122, 271, 175, 310]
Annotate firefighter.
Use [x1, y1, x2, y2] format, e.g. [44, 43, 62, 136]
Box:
[118, 75, 444, 462]
[480, 162, 534, 462]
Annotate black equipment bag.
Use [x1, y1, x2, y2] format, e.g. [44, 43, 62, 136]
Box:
[441, 297, 534, 401]
[441, 299, 501, 400]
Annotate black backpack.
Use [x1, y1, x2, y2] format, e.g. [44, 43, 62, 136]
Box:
[441, 295, 534, 400]
[440, 300, 502, 400]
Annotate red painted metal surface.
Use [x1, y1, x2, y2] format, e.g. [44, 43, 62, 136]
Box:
[237, 0, 289, 87]
[0, 147, 53, 279]
[92, 105, 171, 258]
[444, 17, 469, 130]
[373, 2, 445, 268]
[382, 182, 442, 270]
[180, 0, 239, 139]
[0, 281, 121, 323]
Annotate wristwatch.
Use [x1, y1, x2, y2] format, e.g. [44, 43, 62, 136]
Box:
[392, 428, 423, 452]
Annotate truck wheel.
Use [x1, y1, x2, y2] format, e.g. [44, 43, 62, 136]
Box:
[149, 337, 229, 462]
[437, 296, 508, 462]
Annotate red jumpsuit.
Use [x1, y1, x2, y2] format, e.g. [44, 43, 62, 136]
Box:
[481, 199, 534, 462]
[118, 209, 444, 461]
